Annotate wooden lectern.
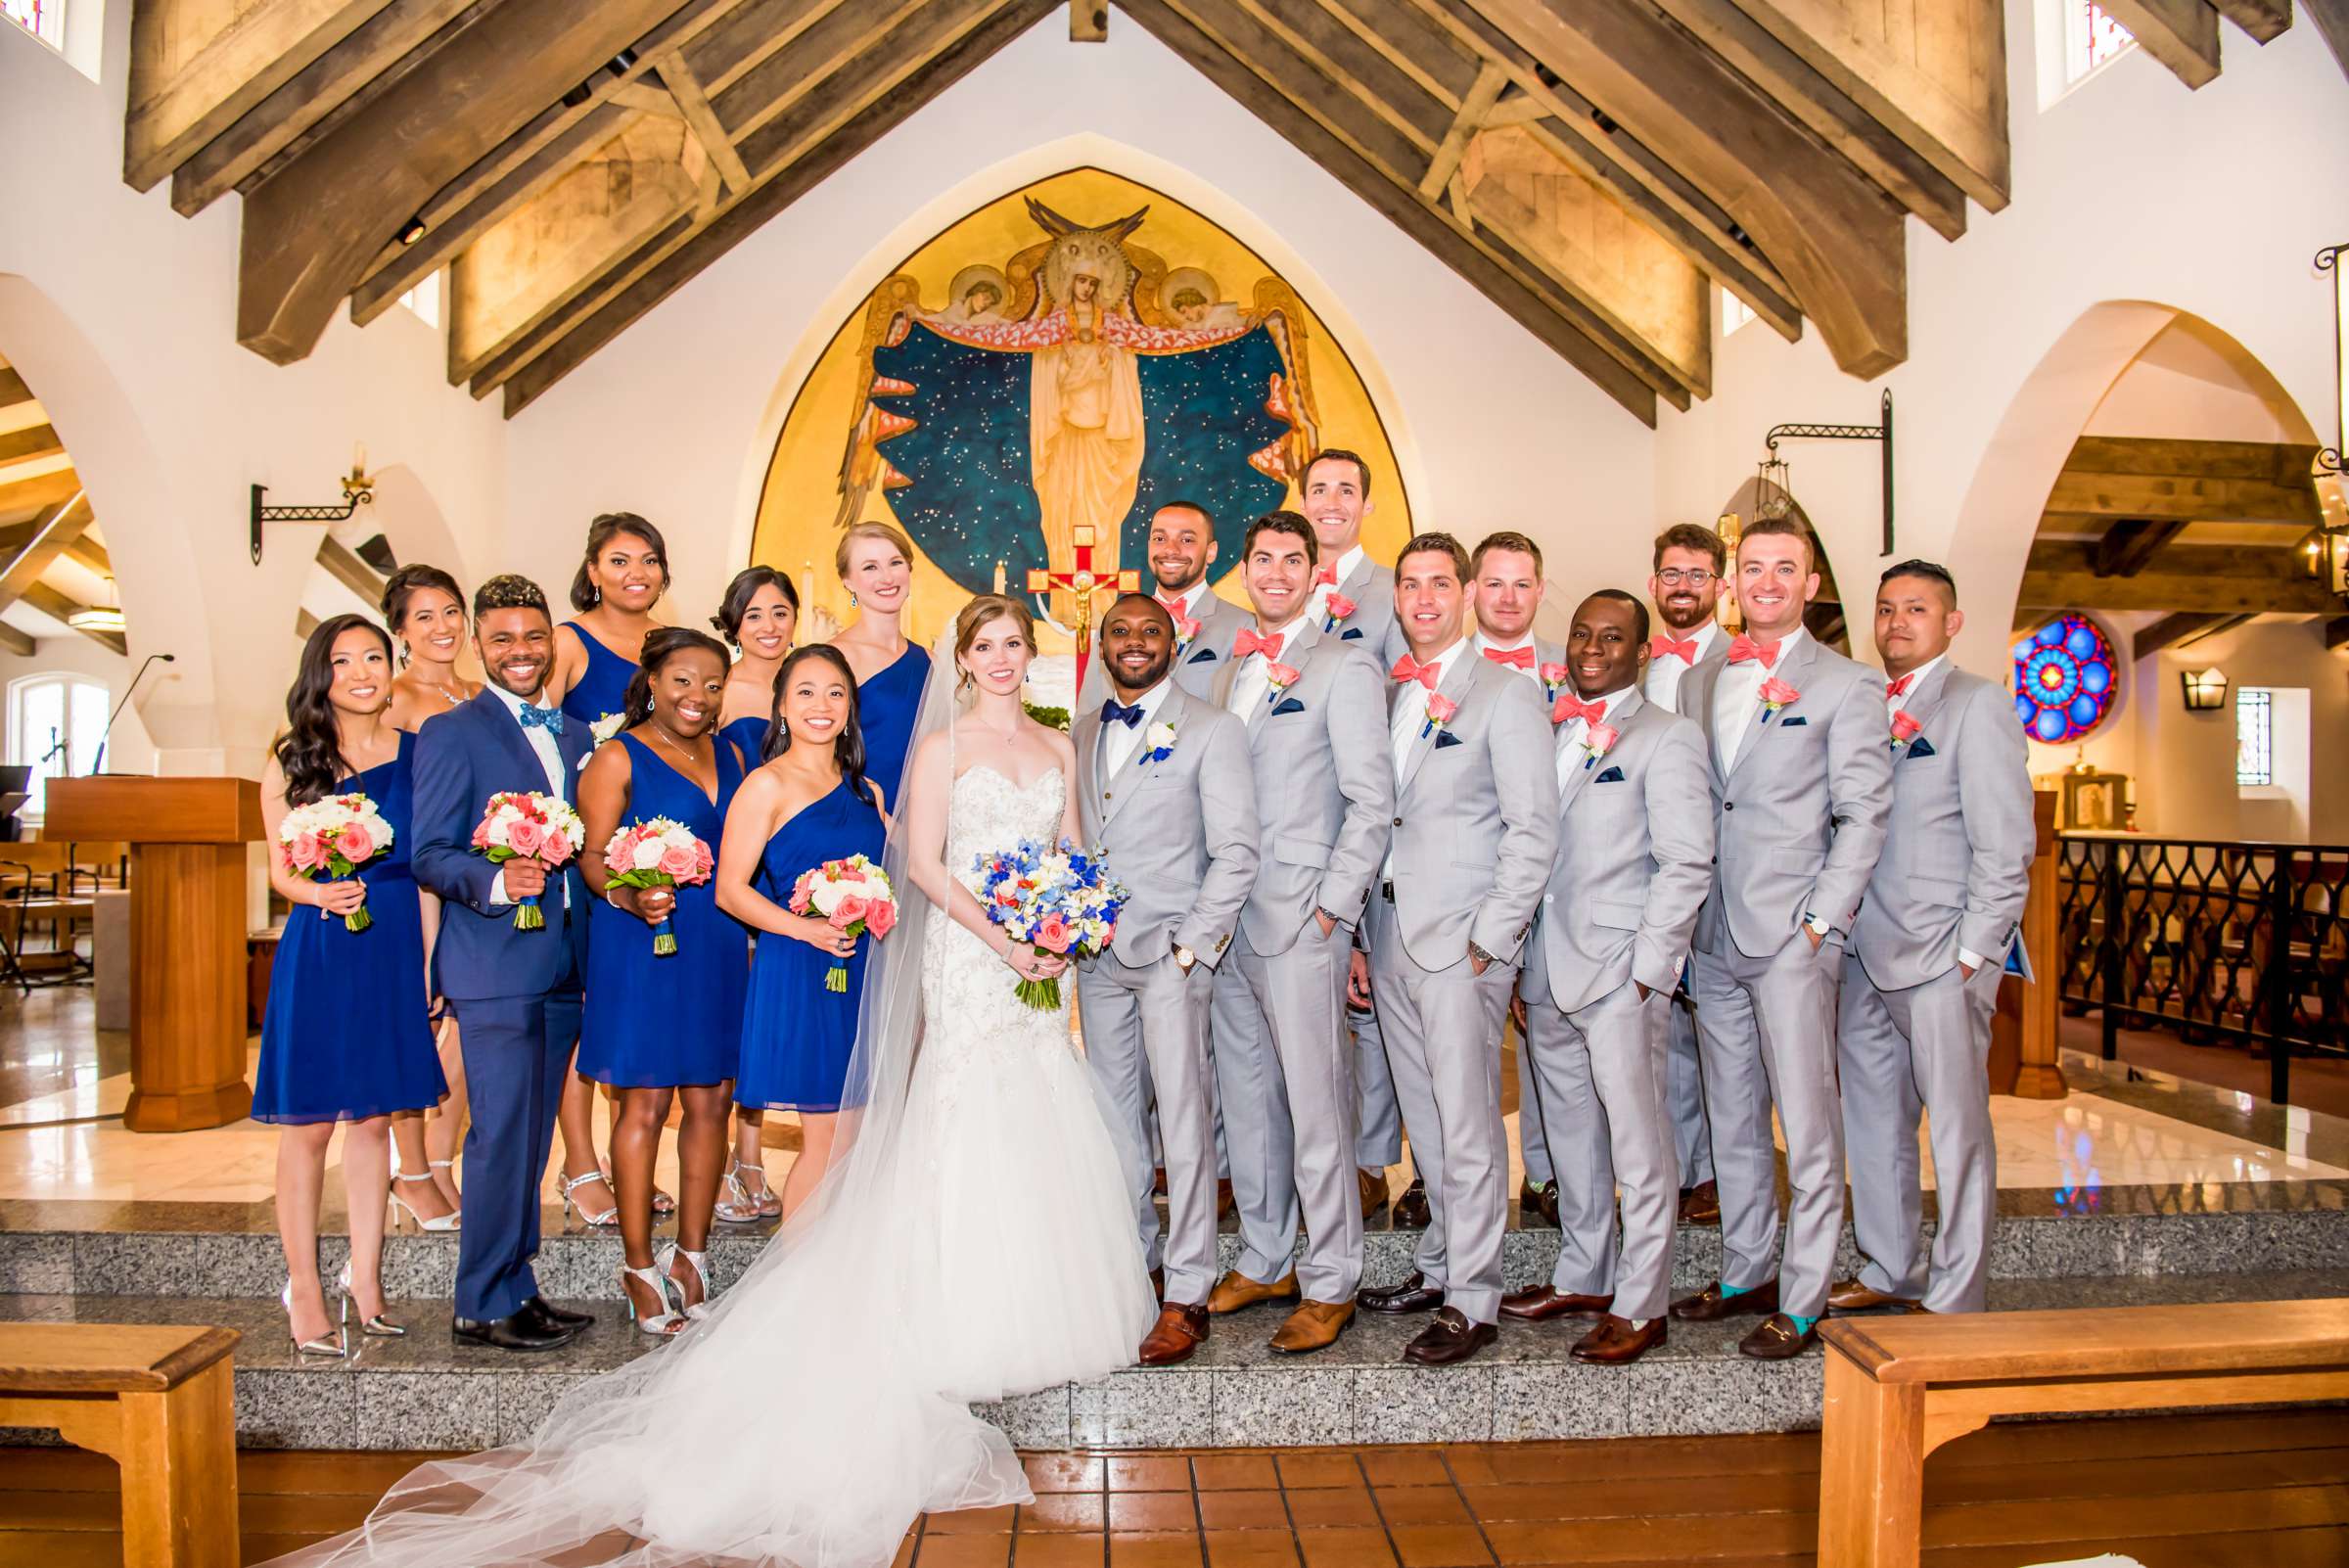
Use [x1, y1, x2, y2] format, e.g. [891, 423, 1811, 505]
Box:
[46, 777, 261, 1132]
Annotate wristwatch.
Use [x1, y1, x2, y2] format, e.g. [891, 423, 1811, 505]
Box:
[1174, 945, 1197, 973]
[1466, 940, 1497, 969]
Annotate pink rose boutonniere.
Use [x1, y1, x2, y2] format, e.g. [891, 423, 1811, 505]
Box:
[1582, 721, 1621, 769]
[1420, 692, 1458, 740]
[1540, 663, 1571, 704]
[1890, 710, 1923, 749]
[1322, 593, 1357, 633]
[1756, 676, 1801, 724]
[1264, 662, 1302, 704]
[1172, 613, 1201, 653]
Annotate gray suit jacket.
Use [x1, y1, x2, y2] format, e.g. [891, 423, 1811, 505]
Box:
[1853, 663, 2035, 992]
[1681, 633, 1893, 958]
[1078, 585, 1247, 711]
[1211, 622, 1393, 955]
[1383, 654, 1557, 970]
[1326, 556, 1405, 669]
[1526, 692, 1715, 1014]
[1073, 683, 1260, 971]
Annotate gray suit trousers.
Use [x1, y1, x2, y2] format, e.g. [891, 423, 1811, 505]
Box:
[1354, 1000, 1403, 1170]
[1080, 948, 1220, 1305]
[1517, 1030, 1554, 1188]
[1211, 957, 1294, 1285]
[1369, 897, 1513, 1324]
[1523, 979, 1679, 1319]
[1689, 931, 1846, 1320]
[1668, 991, 1714, 1187]
[1836, 952, 2000, 1313]
[1224, 919, 1362, 1301]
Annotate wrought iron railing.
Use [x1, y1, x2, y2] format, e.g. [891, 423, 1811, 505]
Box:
[2055, 834, 2349, 1103]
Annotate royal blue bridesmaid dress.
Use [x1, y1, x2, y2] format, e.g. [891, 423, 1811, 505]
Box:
[559, 622, 638, 731]
[578, 733, 750, 1088]
[253, 731, 448, 1124]
[734, 780, 887, 1112]
[718, 714, 770, 768]
[855, 643, 930, 802]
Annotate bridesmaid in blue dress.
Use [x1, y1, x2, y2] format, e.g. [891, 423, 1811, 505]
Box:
[709, 566, 800, 1222]
[256, 614, 448, 1357]
[577, 628, 748, 1333]
[717, 645, 890, 1222]
[828, 522, 931, 801]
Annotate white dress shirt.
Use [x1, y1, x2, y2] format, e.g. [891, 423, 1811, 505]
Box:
[1712, 623, 1806, 774]
[1099, 677, 1174, 775]
[1472, 629, 1543, 686]
[1552, 684, 1634, 793]
[1305, 544, 1365, 628]
[1223, 615, 1304, 718]
[1383, 636, 1466, 877]
[486, 682, 571, 908]
[1643, 618, 1720, 714]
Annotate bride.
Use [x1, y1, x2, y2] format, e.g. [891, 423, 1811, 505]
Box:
[282, 593, 1158, 1568]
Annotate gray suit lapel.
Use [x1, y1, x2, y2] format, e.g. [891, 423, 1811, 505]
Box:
[1249, 621, 1320, 733]
[1101, 687, 1180, 829]
[1073, 712, 1107, 825]
[1558, 688, 1640, 809]
[1398, 656, 1475, 798]
[1725, 634, 1818, 792]
[1895, 661, 1954, 754]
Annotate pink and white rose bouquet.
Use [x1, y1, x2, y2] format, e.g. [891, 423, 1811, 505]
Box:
[470, 791, 585, 931]
[601, 816, 714, 956]
[788, 853, 898, 992]
[278, 792, 394, 931]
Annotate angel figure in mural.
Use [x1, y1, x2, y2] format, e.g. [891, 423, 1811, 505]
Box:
[831, 196, 1322, 623]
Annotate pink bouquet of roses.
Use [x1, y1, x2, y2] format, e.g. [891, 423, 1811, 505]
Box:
[470, 791, 585, 931]
[278, 793, 394, 932]
[601, 816, 714, 956]
[788, 853, 898, 992]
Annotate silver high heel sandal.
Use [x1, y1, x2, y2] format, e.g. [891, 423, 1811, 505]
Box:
[661, 1243, 713, 1321]
[388, 1171, 461, 1232]
[617, 1261, 685, 1337]
[562, 1170, 620, 1227]
[280, 1280, 348, 1359]
[713, 1162, 764, 1223]
[335, 1261, 406, 1338]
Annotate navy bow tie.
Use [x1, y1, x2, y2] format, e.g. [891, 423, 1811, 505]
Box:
[519, 704, 565, 735]
[1099, 699, 1146, 729]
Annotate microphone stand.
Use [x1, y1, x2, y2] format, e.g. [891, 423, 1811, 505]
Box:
[90, 653, 174, 776]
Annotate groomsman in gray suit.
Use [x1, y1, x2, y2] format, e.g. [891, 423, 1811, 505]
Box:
[1504, 591, 1712, 1364]
[1832, 561, 2033, 1316]
[1355, 532, 1556, 1365]
[1462, 530, 1568, 1224]
[1074, 594, 1261, 1367]
[1077, 500, 1246, 709]
[1644, 524, 1730, 1225]
[1670, 517, 1892, 1360]
[1204, 511, 1394, 1354]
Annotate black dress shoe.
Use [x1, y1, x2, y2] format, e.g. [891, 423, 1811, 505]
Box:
[524, 1295, 594, 1330]
[1393, 1176, 1431, 1227]
[452, 1313, 574, 1353]
[1358, 1271, 1445, 1314]
[1403, 1307, 1497, 1366]
[516, 1299, 588, 1340]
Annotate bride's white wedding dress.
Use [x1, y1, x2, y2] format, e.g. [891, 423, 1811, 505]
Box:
[286, 761, 1156, 1568]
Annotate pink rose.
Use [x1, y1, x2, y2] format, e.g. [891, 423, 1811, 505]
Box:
[1585, 722, 1620, 757]
[537, 834, 575, 867]
[830, 894, 870, 931]
[286, 831, 324, 873]
[335, 823, 374, 864]
[1424, 694, 1458, 725]
[469, 821, 490, 850]
[1324, 594, 1357, 623]
[506, 817, 545, 858]
[1540, 663, 1570, 690]
[1758, 676, 1801, 710]
[1891, 710, 1923, 743]
[692, 843, 714, 877]
[864, 899, 896, 939]
[658, 844, 698, 880]
[1036, 913, 1072, 953]
[789, 878, 812, 915]
[1265, 662, 1301, 689]
[1173, 614, 1201, 645]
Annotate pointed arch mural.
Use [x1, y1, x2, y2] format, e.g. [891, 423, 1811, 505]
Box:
[751, 166, 1411, 651]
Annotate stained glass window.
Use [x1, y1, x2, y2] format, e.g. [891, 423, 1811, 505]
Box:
[3, 0, 59, 46]
[2235, 688, 2274, 788]
[2064, 2, 2136, 86]
[2013, 615, 2119, 745]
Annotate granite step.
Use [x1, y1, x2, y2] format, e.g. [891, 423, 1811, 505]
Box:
[4, 1268, 2344, 1452]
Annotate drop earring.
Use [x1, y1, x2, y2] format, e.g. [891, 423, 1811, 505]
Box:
[849, 591, 858, 609]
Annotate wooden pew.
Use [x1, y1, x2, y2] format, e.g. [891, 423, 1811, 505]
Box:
[1818, 1299, 2349, 1567]
[0, 1323, 241, 1567]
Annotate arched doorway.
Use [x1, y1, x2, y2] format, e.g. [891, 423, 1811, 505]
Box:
[1717, 474, 1854, 654]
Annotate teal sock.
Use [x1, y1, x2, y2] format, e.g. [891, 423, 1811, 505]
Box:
[1787, 1314, 1819, 1335]
[1719, 1280, 1753, 1298]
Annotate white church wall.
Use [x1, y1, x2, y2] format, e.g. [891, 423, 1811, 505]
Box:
[499, 16, 1657, 644]
[2131, 618, 2349, 844]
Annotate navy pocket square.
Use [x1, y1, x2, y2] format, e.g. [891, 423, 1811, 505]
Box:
[1779, 715, 1809, 728]
[1434, 730, 1464, 749]
[1905, 735, 1937, 759]
[1593, 765, 1626, 783]
[1271, 696, 1306, 715]
[1186, 646, 1217, 664]
[1340, 626, 1362, 640]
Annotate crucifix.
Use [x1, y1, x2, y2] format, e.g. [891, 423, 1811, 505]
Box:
[1027, 525, 1138, 691]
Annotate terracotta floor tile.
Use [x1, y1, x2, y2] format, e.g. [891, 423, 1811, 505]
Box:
[1202, 1528, 1301, 1568]
[912, 1535, 1012, 1568]
[1107, 1534, 1208, 1568]
[1442, 1451, 1502, 1488]
[1027, 1454, 1108, 1494]
[1197, 1490, 1288, 1530]
[1011, 1535, 1110, 1568]
[927, 1503, 1018, 1536]
[1373, 1487, 1471, 1527]
[1476, 1521, 1599, 1565]
[1285, 1489, 1380, 1530]
[1295, 1528, 1399, 1568]
[1191, 1454, 1280, 1491]
[894, 1535, 918, 1568]
[1021, 1493, 1110, 1533]
[1360, 1451, 1451, 1488]
[1275, 1453, 1366, 1490]
[1108, 1456, 1195, 1492]
[1109, 1493, 1201, 1533]
[1387, 1523, 1495, 1568]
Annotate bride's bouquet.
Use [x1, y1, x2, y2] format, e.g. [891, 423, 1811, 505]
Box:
[789, 853, 898, 992]
[470, 791, 585, 931]
[278, 793, 394, 931]
[600, 817, 714, 956]
[965, 838, 1128, 1010]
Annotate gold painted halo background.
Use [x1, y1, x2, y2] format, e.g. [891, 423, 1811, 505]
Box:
[751, 166, 1412, 653]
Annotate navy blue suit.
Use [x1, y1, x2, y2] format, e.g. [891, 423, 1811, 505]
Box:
[412, 690, 592, 1322]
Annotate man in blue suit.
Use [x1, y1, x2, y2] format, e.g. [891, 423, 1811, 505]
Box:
[412, 575, 596, 1352]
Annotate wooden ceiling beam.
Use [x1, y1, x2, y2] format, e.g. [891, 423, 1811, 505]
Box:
[317, 535, 389, 604]
[1312, 0, 1489, 105]
[2210, 0, 2292, 43]
[0, 472, 84, 527]
[1420, 62, 1511, 199]
[0, 494, 95, 617]
[2309, 0, 2349, 83]
[0, 522, 110, 578]
[0, 426, 65, 468]
[1457, 0, 1910, 378]
[1220, 0, 1457, 159]
[236, 0, 680, 364]
[653, 49, 755, 195]
[711, 0, 940, 146]
[2020, 539, 2335, 614]
[2090, 519, 2189, 577]
[2096, 0, 2225, 87]
[20, 583, 126, 655]
[2135, 611, 2228, 657]
[0, 369, 34, 419]
[2044, 474, 2316, 527]
[681, 0, 856, 98]
[0, 621, 34, 657]
[2064, 436, 2321, 481]
[1073, 0, 1111, 38]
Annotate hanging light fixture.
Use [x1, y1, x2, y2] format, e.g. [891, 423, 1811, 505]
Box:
[2313, 244, 2347, 605]
[69, 576, 126, 634]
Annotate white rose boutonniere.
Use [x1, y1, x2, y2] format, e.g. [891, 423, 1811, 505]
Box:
[588, 713, 626, 746]
[1139, 721, 1177, 766]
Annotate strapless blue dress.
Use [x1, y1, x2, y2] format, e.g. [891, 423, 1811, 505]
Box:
[578, 733, 750, 1088]
[734, 780, 887, 1112]
[253, 732, 448, 1124]
[559, 622, 637, 730]
[856, 643, 929, 802]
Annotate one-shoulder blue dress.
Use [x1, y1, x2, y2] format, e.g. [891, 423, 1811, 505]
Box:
[253, 732, 448, 1124]
[578, 733, 750, 1088]
[734, 780, 887, 1113]
[856, 643, 929, 802]
[718, 714, 770, 769]
[559, 622, 638, 731]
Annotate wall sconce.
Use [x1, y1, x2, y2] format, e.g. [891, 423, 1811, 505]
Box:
[251, 443, 374, 565]
[2180, 667, 2230, 711]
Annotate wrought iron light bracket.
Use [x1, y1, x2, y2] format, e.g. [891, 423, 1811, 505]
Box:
[251, 473, 374, 565]
[1763, 388, 1895, 555]
[2316, 244, 2344, 482]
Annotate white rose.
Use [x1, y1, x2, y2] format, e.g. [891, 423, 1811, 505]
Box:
[1145, 721, 1176, 753]
[631, 839, 666, 871]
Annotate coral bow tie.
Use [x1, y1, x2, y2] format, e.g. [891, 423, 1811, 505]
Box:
[1650, 635, 1701, 663]
[1727, 635, 1781, 669]
[1314, 564, 1340, 587]
[1231, 627, 1284, 662]
[1886, 672, 1915, 697]
[1553, 694, 1607, 728]
[1482, 645, 1535, 669]
[1391, 654, 1442, 690]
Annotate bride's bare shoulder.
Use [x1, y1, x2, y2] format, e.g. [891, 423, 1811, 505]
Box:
[1032, 721, 1077, 765]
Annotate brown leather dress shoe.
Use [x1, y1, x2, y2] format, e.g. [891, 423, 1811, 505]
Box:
[1677, 1179, 1721, 1225]
[1359, 1167, 1392, 1218]
[1669, 1278, 1779, 1322]
[1738, 1313, 1818, 1360]
[1217, 1178, 1236, 1220]
[1358, 1271, 1445, 1314]
[1207, 1268, 1300, 1314]
[1270, 1299, 1356, 1355]
[1138, 1303, 1209, 1366]
[1826, 1276, 1921, 1314]
[1403, 1307, 1497, 1366]
[1393, 1176, 1431, 1227]
[1498, 1285, 1613, 1322]
[1572, 1314, 1666, 1364]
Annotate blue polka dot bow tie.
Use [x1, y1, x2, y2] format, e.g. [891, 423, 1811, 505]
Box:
[519, 705, 565, 735]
